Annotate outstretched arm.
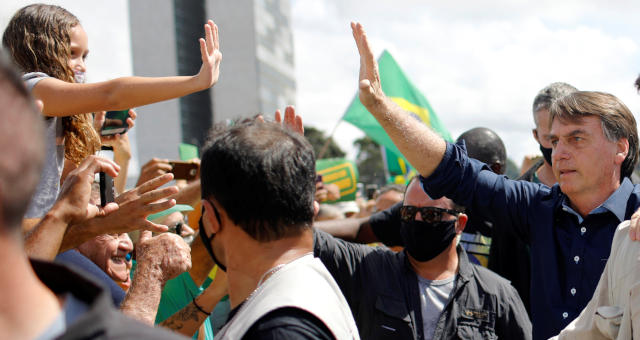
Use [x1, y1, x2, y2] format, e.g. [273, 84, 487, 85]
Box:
[351, 22, 446, 178]
[314, 217, 378, 244]
[32, 20, 222, 117]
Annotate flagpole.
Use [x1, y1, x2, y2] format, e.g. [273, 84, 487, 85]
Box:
[317, 119, 342, 159]
[380, 145, 391, 183]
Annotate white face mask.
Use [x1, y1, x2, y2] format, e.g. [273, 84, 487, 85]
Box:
[74, 70, 86, 83]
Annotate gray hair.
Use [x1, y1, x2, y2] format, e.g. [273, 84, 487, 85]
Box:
[532, 82, 578, 115]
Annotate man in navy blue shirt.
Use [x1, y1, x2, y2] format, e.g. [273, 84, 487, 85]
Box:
[350, 22, 640, 340]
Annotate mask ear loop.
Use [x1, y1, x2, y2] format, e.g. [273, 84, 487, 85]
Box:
[198, 201, 227, 272]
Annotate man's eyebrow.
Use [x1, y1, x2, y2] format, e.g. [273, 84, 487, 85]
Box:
[549, 129, 588, 140]
[547, 129, 589, 138]
[566, 129, 588, 137]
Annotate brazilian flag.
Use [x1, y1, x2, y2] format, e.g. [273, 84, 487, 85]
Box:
[342, 50, 452, 182]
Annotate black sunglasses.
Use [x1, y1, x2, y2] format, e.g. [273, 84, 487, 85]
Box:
[168, 221, 185, 235]
[399, 205, 460, 223]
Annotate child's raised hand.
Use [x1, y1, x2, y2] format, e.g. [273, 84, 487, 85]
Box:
[196, 20, 222, 89]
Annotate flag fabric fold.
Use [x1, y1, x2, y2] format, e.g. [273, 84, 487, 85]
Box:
[342, 50, 452, 181]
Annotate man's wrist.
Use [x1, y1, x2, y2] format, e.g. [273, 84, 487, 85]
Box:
[197, 288, 225, 311]
[135, 257, 168, 285]
[45, 201, 74, 226]
[365, 95, 392, 116]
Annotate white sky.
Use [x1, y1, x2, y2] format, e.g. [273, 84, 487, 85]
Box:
[291, 0, 640, 167]
[2, 0, 640, 169]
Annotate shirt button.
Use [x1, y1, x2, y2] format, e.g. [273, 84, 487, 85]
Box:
[580, 227, 586, 234]
[574, 256, 580, 263]
[563, 312, 569, 319]
[570, 288, 576, 295]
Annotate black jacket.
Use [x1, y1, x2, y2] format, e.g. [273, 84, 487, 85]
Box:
[313, 229, 531, 340]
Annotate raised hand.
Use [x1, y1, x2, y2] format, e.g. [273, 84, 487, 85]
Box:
[54, 155, 120, 225]
[274, 105, 304, 135]
[25, 155, 120, 259]
[135, 230, 192, 283]
[110, 173, 179, 233]
[351, 22, 384, 109]
[122, 230, 192, 325]
[136, 158, 173, 187]
[196, 20, 222, 89]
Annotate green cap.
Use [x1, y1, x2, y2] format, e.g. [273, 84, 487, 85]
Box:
[147, 204, 194, 221]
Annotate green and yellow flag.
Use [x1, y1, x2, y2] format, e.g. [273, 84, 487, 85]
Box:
[342, 50, 452, 182]
[316, 158, 359, 202]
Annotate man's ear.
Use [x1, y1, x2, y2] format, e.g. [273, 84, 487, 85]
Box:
[532, 129, 540, 143]
[313, 201, 320, 219]
[201, 199, 221, 234]
[455, 213, 468, 234]
[615, 138, 629, 165]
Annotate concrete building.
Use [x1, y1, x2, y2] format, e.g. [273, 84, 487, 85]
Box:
[130, 0, 296, 162]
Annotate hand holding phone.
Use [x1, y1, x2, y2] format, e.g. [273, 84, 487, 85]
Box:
[99, 172, 115, 207]
[169, 161, 199, 181]
[101, 110, 130, 136]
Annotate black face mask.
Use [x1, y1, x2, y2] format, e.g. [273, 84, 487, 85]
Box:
[400, 220, 457, 262]
[539, 144, 552, 166]
[198, 208, 227, 272]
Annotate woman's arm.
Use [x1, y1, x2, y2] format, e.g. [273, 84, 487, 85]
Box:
[33, 20, 221, 117]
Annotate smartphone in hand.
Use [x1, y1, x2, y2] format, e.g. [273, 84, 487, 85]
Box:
[99, 172, 115, 207]
[169, 161, 199, 181]
[101, 110, 129, 136]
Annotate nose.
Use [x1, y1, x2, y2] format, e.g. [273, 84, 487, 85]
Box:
[72, 57, 86, 73]
[77, 59, 86, 73]
[552, 141, 570, 164]
[414, 211, 422, 221]
[118, 233, 134, 253]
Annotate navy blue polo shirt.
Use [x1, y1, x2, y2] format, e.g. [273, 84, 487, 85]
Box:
[420, 141, 640, 340]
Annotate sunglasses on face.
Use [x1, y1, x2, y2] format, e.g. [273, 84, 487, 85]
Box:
[167, 221, 185, 235]
[399, 205, 460, 223]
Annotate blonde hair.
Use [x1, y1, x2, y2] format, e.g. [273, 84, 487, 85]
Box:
[3, 4, 100, 164]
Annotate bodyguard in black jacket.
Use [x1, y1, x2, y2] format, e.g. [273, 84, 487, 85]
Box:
[313, 178, 531, 340]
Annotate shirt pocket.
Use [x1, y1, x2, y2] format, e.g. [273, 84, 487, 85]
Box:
[594, 305, 622, 339]
[373, 294, 414, 339]
[455, 308, 497, 340]
[456, 324, 498, 340]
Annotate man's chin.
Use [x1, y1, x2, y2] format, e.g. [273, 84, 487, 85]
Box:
[558, 181, 579, 196]
[116, 275, 131, 292]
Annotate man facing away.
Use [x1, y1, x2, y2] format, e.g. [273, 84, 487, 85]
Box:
[350, 21, 640, 340]
[197, 120, 359, 339]
[313, 176, 531, 339]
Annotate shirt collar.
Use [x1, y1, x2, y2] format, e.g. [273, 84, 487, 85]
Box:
[560, 177, 634, 224]
[456, 245, 473, 281]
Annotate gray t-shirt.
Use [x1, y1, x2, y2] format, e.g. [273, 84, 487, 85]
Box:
[23, 72, 65, 218]
[418, 274, 456, 339]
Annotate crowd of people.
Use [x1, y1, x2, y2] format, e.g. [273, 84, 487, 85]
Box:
[2, 3, 640, 340]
